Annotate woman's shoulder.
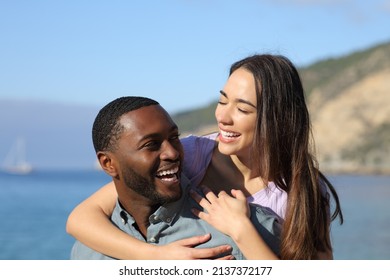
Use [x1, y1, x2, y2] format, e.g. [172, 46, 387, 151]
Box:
[180, 132, 218, 156]
[247, 183, 288, 220]
[181, 132, 218, 185]
[180, 132, 218, 144]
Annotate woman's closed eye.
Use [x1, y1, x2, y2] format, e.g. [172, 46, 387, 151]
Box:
[238, 108, 250, 114]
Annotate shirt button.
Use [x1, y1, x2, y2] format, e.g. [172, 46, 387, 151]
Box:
[149, 237, 156, 243]
[120, 211, 127, 224]
[166, 217, 171, 223]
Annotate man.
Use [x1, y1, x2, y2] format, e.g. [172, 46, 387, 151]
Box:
[71, 96, 281, 259]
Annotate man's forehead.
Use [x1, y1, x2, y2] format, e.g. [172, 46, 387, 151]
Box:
[119, 106, 174, 132]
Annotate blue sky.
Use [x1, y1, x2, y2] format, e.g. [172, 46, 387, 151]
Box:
[1, 0, 389, 114]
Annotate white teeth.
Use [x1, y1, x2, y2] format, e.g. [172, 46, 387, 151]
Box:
[160, 176, 177, 182]
[221, 130, 240, 138]
[156, 166, 179, 177]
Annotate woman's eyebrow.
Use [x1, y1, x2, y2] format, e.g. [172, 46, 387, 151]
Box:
[220, 90, 256, 108]
[219, 90, 227, 97]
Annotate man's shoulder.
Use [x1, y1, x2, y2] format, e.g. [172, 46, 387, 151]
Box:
[70, 201, 133, 260]
[249, 203, 283, 226]
[249, 203, 282, 256]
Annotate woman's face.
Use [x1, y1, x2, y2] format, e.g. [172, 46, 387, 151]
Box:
[215, 67, 258, 158]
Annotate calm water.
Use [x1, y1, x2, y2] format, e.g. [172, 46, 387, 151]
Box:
[0, 171, 389, 260]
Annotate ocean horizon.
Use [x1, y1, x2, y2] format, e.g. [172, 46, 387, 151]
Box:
[0, 170, 389, 260]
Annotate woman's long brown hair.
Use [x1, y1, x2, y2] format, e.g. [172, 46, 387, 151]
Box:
[230, 54, 343, 259]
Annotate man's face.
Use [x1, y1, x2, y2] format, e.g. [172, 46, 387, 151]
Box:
[113, 105, 183, 205]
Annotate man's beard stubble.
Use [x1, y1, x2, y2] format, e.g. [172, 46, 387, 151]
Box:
[122, 166, 181, 205]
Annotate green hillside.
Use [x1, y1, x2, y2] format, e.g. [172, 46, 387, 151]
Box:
[172, 101, 217, 133]
[300, 41, 390, 101]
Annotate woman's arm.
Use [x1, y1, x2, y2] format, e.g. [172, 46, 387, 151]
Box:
[66, 181, 233, 259]
[190, 186, 279, 260]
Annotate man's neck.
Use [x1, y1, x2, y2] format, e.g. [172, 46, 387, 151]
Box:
[117, 193, 159, 239]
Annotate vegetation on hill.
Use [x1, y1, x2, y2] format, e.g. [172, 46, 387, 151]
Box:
[172, 101, 217, 134]
[300, 41, 390, 102]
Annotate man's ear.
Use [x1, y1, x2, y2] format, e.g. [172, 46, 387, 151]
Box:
[97, 151, 118, 178]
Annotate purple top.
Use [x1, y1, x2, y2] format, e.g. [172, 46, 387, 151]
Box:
[181, 133, 287, 220]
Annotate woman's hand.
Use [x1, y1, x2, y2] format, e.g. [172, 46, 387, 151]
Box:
[190, 185, 250, 238]
[156, 234, 234, 260]
[190, 186, 279, 260]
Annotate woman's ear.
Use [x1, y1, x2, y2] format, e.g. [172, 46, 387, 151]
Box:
[97, 151, 118, 178]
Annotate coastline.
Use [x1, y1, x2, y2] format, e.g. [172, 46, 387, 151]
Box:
[321, 165, 390, 176]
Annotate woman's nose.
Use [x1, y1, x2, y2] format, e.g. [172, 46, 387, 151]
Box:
[215, 104, 232, 125]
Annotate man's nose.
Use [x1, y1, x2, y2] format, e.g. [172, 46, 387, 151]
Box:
[160, 141, 180, 160]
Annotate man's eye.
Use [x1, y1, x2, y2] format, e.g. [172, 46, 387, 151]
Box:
[218, 100, 227, 105]
[144, 141, 160, 150]
[170, 133, 181, 141]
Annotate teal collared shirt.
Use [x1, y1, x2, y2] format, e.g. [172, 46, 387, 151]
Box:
[71, 174, 281, 260]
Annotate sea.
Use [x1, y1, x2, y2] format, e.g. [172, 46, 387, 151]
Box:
[0, 170, 389, 260]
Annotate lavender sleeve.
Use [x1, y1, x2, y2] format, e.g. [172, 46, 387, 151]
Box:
[180, 133, 217, 187]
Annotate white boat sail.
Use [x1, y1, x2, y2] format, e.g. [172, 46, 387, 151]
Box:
[2, 137, 33, 175]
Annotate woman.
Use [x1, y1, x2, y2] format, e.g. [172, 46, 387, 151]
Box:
[66, 54, 343, 259]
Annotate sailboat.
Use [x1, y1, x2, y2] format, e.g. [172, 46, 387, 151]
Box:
[2, 137, 33, 175]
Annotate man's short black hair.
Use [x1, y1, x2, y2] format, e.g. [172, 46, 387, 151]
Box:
[92, 96, 159, 152]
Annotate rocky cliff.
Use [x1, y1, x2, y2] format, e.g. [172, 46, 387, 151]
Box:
[302, 42, 390, 174]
